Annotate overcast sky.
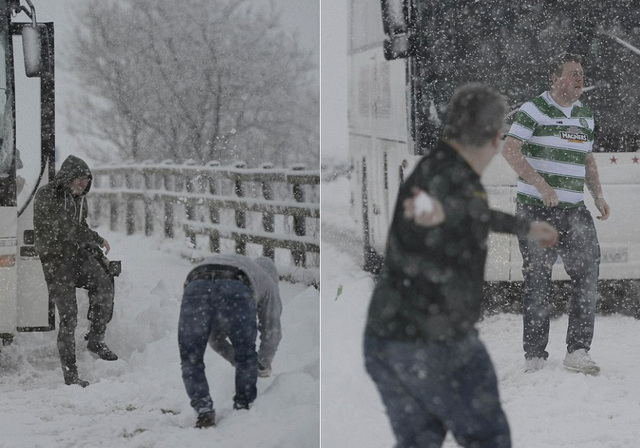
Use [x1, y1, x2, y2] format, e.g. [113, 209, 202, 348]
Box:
[22, 0, 320, 163]
[321, 0, 349, 163]
[279, 0, 319, 55]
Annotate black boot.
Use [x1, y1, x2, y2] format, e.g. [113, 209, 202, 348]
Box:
[62, 366, 90, 388]
[86, 323, 118, 361]
[195, 410, 216, 428]
[233, 401, 250, 410]
[87, 341, 118, 361]
[87, 340, 118, 361]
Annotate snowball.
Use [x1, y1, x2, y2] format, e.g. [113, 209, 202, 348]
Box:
[414, 191, 434, 214]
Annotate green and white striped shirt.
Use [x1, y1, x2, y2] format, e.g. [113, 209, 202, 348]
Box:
[506, 91, 594, 208]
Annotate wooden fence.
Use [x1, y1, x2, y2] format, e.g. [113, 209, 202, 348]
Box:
[87, 160, 319, 283]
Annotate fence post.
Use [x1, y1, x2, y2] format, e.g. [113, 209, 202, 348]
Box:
[184, 160, 197, 249]
[291, 164, 306, 267]
[110, 171, 119, 232]
[125, 167, 135, 235]
[143, 164, 154, 236]
[90, 172, 102, 225]
[233, 161, 247, 255]
[207, 161, 221, 253]
[162, 160, 174, 238]
[261, 163, 275, 259]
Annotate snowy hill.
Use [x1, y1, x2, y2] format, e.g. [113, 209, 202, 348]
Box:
[321, 176, 640, 448]
[0, 230, 319, 448]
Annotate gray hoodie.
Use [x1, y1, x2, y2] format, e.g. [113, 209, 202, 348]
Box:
[192, 254, 283, 368]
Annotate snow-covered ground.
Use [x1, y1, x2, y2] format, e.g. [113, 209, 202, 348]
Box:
[0, 230, 319, 448]
[321, 175, 640, 448]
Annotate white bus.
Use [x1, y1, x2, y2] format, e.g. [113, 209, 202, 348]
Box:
[348, 0, 640, 312]
[0, 0, 55, 345]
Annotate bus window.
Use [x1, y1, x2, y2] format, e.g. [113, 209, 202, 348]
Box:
[13, 31, 43, 211]
[382, 1, 640, 155]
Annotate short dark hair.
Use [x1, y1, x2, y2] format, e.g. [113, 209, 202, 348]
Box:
[443, 83, 507, 148]
[549, 52, 582, 77]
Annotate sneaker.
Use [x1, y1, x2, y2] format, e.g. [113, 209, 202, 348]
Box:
[524, 357, 545, 373]
[87, 341, 119, 361]
[258, 363, 272, 378]
[563, 349, 600, 376]
[195, 410, 216, 429]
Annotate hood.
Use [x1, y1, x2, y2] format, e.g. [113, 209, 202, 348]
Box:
[254, 257, 279, 284]
[54, 155, 93, 195]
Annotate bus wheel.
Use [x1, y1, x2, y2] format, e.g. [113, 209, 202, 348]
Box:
[363, 245, 384, 276]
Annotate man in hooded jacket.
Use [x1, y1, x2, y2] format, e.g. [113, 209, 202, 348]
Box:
[34, 155, 117, 387]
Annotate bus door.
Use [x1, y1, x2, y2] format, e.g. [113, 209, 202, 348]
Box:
[0, 0, 55, 345]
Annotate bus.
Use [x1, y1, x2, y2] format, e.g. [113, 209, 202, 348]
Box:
[0, 0, 55, 346]
[348, 0, 640, 312]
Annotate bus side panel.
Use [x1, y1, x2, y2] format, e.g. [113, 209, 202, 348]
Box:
[483, 152, 640, 283]
[349, 44, 415, 260]
[483, 154, 518, 281]
[16, 187, 53, 331]
[0, 207, 18, 336]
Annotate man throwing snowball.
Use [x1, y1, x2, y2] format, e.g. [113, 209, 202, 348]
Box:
[364, 83, 558, 448]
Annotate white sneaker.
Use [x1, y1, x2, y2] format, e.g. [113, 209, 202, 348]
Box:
[563, 349, 600, 376]
[524, 357, 545, 373]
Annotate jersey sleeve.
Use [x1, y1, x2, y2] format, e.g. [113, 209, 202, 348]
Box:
[506, 106, 536, 142]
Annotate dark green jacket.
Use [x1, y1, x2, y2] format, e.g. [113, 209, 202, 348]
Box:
[365, 140, 530, 344]
[34, 155, 103, 261]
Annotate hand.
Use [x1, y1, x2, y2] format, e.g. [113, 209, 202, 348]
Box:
[101, 238, 111, 255]
[258, 363, 272, 378]
[16, 175, 25, 194]
[527, 221, 558, 248]
[403, 187, 445, 227]
[538, 183, 559, 207]
[594, 198, 610, 221]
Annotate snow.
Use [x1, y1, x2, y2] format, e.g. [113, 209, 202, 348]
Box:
[321, 175, 640, 448]
[414, 190, 435, 214]
[0, 230, 319, 448]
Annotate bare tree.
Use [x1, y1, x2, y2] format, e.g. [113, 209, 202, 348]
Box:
[63, 0, 318, 167]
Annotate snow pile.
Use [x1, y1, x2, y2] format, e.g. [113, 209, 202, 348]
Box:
[321, 175, 640, 448]
[0, 230, 319, 448]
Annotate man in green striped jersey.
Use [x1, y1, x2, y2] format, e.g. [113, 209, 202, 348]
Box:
[503, 52, 610, 376]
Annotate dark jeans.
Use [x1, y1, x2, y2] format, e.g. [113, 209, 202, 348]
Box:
[178, 279, 257, 413]
[364, 335, 511, 448]
[516, 204, 600, 359]
[41, 252, 114, 370]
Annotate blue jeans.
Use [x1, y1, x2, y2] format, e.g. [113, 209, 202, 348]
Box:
[517, 204, 600, 359]
[178, 279, 258, 413]
[364, 336, 511, 448]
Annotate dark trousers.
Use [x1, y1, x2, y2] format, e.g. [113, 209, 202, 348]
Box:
[41, 252, 114, 370]
[178, 278, 257, 413]
[517, 204, 600, 359]
[364, 335, 511, 448]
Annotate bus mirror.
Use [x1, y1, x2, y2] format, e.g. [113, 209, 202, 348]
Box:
[381, 0, 410, 60]
[381, 0, 407, 36]
[22, 24, 48, 78]
[384, 34, 409, 60]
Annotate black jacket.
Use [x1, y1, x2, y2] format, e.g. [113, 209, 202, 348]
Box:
[365, 140, 530, 343]
[34, 155, 104, 261]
